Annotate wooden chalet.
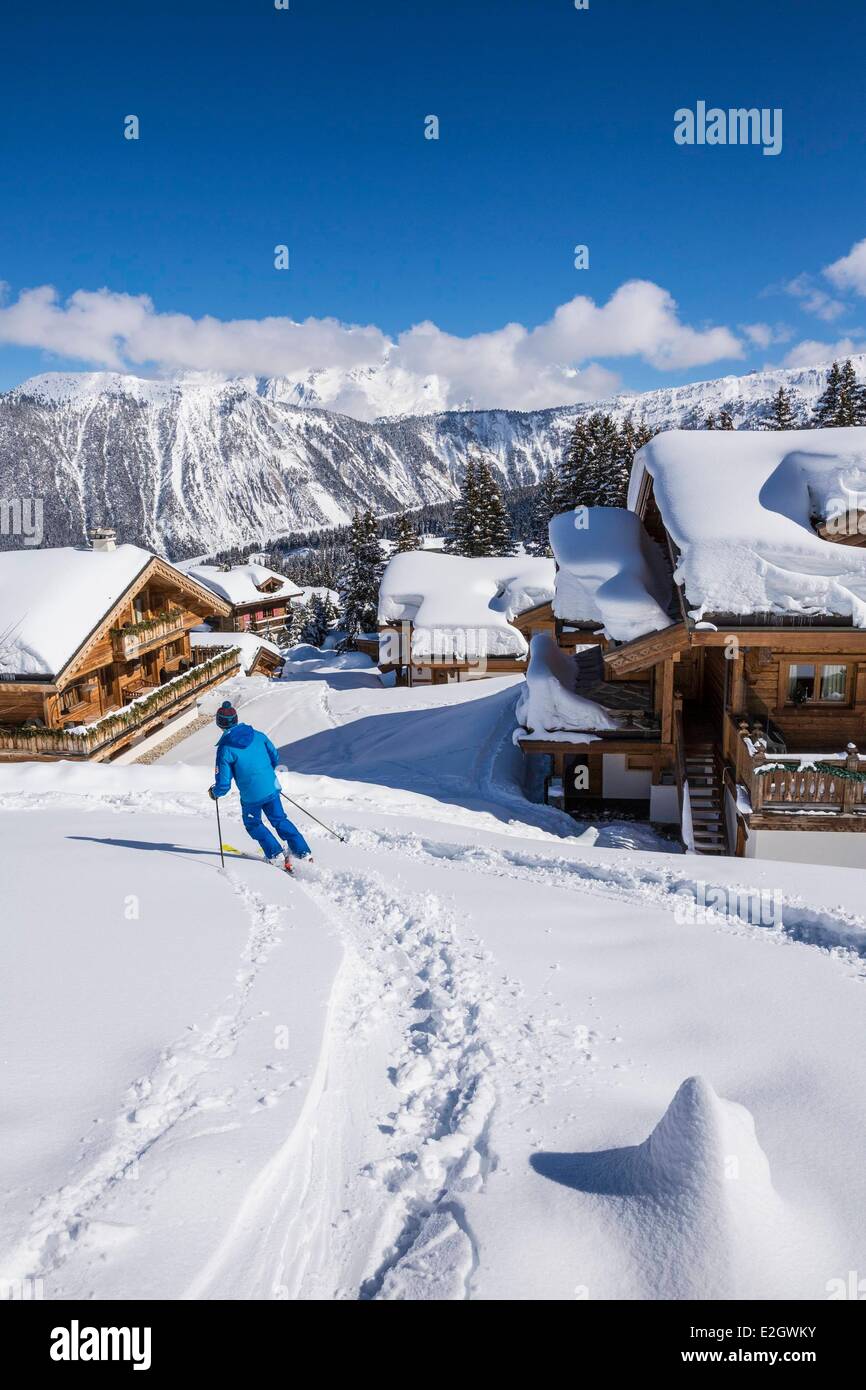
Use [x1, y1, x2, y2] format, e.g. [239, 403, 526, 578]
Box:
[183, 562, 304, 641]
[518, 428, 866, 866]
[190, 629, 284, 680]
[0, 532, 240, 762]
[377, 551, 557, 687]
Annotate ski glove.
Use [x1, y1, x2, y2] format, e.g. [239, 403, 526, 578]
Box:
[208, 785, 219, 800]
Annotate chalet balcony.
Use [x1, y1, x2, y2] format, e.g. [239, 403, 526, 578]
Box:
[0, 646, 241, 761]
[725, 715, 866, 816]
[110, 610, 184, 661]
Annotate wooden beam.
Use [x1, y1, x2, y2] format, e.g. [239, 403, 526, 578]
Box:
[603, 621, 688, 676]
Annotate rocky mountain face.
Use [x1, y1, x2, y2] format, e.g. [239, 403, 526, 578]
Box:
[0, 357, 860, 558]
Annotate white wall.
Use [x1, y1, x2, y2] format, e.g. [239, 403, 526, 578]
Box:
[746, 827, 866, 870]
[649, 783, 680, 824]
[602, 754, 652, 800]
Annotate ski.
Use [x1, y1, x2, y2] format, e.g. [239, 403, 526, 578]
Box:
[220, 843, 294, 873]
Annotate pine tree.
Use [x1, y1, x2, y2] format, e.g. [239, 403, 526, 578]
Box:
[813, 360, 843, 426]
[475, 460, 513, 555]
[766, 385, 797, 430]
[279, 600, 307, 649]
[394, 513, 419, 553]
[302, 592, 339, 646]
[448, 455, 512, 555]
[339, 510, 384, 636]
[448, 457, 481, 554]
[557, 417, 593, 510]
[704, 412, 717, 430]
[718, 409, 735, 430]
[837, 358, 866, 426]
[530, 468, 560, 554]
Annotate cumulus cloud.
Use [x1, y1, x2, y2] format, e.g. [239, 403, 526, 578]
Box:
[782, 336, 865, 369]
[824, 237, 866, 297]
[0, 277, 742, 417]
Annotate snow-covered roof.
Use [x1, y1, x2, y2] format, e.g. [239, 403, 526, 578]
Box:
[378, 551, 556, 658]
[0, 544, 155, 678]
[516, 633, 622, 738]
[550, 508, 675, 642]
[630, 427, 866, 625]
[180, 562, 303, 607]
[190, 629, 281, 673]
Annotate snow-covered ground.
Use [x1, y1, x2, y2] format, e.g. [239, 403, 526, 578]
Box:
[1, 653, 865, 1301]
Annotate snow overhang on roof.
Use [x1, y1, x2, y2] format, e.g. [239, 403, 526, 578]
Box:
[0, 544, 155, 679]
[516, 632, 623, 738]
[549, 507, 676, 643]
[181, 563, 303, 607]
[0, 546, 230, 681]
[377, 550, 556, 659]
[630, 427, 866, 627]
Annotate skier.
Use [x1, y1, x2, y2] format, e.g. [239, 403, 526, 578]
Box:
[209, 701, 312, 871]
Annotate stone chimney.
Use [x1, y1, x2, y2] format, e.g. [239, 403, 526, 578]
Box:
[89, 527, 118, 553]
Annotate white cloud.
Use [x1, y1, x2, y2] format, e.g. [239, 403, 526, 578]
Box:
[782, 274, 846, 322]
[824, 237, 866, 297]
[782, 336, 865, 369]
[740, 321, 792, 349]
[0, 277, 742, 418]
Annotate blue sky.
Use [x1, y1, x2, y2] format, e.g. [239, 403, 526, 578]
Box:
[1, 0, 865, 411]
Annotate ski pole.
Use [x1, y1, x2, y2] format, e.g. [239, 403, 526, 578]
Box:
[279, 789, 347, 843]
[214, 794, 226, 868]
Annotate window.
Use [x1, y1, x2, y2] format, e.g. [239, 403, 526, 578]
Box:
[820, 664, 848, 701]
[786, 661, 849, 705]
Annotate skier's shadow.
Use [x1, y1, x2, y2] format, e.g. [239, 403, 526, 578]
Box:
[68, 835, 221, 861]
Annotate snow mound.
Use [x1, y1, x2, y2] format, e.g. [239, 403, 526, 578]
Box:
[631, 427, 866, 624]
[515, 633, 622, 736]
[634, 1075, 774, 1204]
[378, 551, 555, 660]
[549, 508, 675, 642]
[532, 1075, 820, 1297]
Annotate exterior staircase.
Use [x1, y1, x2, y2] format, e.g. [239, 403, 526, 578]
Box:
[685, 742, 728, 855]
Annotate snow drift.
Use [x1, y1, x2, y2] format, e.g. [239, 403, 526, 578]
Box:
[516, 633, 621, 737]
[632, 427, 866, 625]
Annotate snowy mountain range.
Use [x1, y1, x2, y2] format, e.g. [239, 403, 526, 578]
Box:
[1, 356, 861, 558]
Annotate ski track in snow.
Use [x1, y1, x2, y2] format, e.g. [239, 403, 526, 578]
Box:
[333, 823, 866, 971]
[3, 872, 291, 1285]
[5, 665, 865, 1299]
[185, 862, 509, 1300]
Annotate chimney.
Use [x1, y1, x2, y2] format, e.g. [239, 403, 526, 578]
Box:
[89, 527, 118, 553]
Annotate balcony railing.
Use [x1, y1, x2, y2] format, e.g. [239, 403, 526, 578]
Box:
[111, 610, 184, 661]
[725, 715, 866, 814]
[0, 647, 241, 759]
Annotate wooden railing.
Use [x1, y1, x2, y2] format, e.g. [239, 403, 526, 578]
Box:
[0, 647, 240, 759]
[111, 610, 184, 661]
[725, 714, 866, 814]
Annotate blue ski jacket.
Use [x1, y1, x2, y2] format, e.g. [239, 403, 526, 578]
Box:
[212, 724, 281, 807]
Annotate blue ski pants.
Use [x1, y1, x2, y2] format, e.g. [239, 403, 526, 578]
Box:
[241, 793, 311, 860]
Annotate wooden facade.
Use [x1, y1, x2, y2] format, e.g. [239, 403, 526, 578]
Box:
[0, 556, 238, 762]
[519, 473, 866, 854]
